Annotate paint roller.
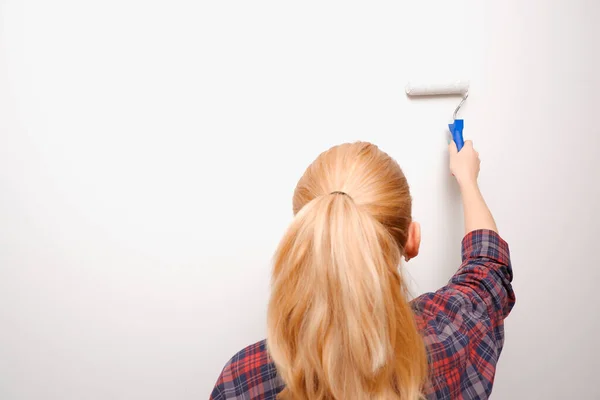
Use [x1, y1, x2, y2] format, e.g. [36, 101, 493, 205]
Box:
[405, 80, 469, 151]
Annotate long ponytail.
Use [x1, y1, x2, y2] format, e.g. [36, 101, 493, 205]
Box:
[267, 142, 427, 400]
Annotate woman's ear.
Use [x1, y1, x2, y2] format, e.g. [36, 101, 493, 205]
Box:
[404, 221, 421, 262]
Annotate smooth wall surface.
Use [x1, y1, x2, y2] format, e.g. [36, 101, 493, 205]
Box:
[1, 1, 599, 398]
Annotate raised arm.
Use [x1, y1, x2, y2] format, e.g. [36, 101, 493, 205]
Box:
[448, 140, 498, 234]
[412, 141, 515, 398]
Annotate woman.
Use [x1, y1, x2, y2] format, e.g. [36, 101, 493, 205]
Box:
[210, 141, 515, 400]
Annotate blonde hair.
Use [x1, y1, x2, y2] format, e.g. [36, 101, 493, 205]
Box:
[267, 142, 428, 400]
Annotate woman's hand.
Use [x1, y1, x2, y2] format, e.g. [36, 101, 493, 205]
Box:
[449, 140, 480, 188]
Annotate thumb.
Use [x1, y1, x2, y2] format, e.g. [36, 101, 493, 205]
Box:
[448, 140, 458, 155]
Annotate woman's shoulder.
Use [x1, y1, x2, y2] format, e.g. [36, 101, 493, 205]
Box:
[210, 340, 284, 400]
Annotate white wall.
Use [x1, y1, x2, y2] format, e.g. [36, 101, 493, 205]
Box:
[1, 1, 599, 399]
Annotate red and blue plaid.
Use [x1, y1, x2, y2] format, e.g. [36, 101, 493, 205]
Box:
[210, 229, 515, 399]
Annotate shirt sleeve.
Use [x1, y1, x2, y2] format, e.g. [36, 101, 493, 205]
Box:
[209, 374, 226, 400]
[449, 229, 515, 330]
[209, 360, 232, 400]
[412, 229, 516, 398]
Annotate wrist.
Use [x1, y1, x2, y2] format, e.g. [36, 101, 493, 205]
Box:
[457, 179, 479, 192]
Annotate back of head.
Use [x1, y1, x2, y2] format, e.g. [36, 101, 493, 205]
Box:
[267, 142, 427, 400]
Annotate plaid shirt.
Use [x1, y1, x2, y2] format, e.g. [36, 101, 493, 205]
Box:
[210, 229, 515, 399]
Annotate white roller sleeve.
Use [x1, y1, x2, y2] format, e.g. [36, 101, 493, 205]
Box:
[405, 81, 470, 96]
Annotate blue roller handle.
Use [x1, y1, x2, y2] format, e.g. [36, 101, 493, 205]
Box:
[448, 119, 464, 151]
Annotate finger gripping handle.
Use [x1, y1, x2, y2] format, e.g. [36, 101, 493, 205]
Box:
[448, 119, 464, 151]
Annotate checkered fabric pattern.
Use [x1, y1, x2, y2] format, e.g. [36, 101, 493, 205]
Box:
[210, 229, 515, 400]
